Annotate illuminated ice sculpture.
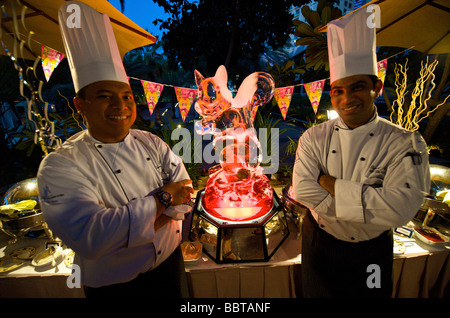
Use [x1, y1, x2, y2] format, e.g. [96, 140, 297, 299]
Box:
[189, 66, 289, 263]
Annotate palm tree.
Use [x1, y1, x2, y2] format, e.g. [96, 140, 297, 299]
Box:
[266, 60, 306, 88]
[293, 0, 342, 72]
[114, 0, 126, 12]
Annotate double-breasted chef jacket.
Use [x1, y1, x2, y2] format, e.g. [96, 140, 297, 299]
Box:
[37, 129, 190, 287]
[293, 113, 430, 243]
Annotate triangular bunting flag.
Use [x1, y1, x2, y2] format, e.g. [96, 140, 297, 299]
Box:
[251, 106, 259, 122]
[274, 86, 294, 120]
[304, 80, 325, 114]
[141, 80, 164, 115]
[41, 45, 64, 82]
[174, 87, 197, 122]
[377, 59, 387, 95]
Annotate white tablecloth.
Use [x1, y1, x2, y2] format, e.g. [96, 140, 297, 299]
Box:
[1, 221, 448, 298]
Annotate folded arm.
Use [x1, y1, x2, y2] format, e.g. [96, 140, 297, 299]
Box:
[292, 130, 430, 228]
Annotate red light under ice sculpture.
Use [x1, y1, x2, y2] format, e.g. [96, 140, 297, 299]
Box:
[194, 65, 275, 222]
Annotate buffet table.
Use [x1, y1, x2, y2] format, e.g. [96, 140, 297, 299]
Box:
[184, 220, 450, 298]
[392, 234, 450, 298]
[1, 219, 449, 298]
[185, 228, 302, 298]
[0, 234, 84, 298]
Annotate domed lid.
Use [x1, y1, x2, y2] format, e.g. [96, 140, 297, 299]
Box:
[2, 178, 39, 206]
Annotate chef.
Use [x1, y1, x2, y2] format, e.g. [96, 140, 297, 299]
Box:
[292, 8, 430, 297]
[37, 1, 194, 298]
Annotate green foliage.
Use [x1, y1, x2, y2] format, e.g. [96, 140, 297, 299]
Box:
[303, 114, 328, 129]
[13, 127, 38, 157]
[149, 115, 203, 187]
[266, 59, 306, 88]
[253, 111, 287, 165]
[156, 0, 309, 78]
[278, 164, 294, 178]
[284, 136, 299, 158]
[124, 41, 193, 88]
[293, 0, 342, 71]
[13, 111, 84, 157]
[253, 110, 287, 138]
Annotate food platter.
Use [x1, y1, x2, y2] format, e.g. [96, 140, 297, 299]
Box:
[414, 226, 450, 246]
[0, 257, 25, 273]
[0, 246, 37, 273]
[31, 246, 65, 268]
[393, 241, 406, 255]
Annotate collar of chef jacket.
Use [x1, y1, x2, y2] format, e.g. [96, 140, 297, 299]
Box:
[84, 129, 131, 145]
[334, 111, 379, 132]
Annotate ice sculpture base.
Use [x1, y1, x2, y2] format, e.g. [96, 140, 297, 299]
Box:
[189, 189, 289, 264]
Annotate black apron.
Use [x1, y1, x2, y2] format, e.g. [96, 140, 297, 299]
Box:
[301, 211, 393, 298]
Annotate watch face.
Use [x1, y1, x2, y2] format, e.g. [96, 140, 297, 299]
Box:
[158, 191, 172, 207]
[162, 192, 171, 201]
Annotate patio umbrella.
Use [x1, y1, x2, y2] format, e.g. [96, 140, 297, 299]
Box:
[0, 0, 157, 60]
[319, 0, 450, 54]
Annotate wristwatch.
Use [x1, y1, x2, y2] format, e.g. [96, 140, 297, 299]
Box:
[156, 190, 172, 208]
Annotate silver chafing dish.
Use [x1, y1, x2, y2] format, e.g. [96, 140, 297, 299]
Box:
[0, 178, 53, 244]
[414, 164, 450, 238]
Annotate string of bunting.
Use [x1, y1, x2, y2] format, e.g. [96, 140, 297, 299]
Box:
[273, 58, 388, 118]
[42, 45, 391, 123]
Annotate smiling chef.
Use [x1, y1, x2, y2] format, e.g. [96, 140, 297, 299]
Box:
[292, 7, 430, 297]
[37, 1, 193, 298]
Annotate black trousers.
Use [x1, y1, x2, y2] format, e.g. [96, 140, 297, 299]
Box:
[301, 211, 393, 298]
[83, 245, 189, 298]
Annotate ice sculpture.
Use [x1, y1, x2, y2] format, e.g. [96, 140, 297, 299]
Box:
[194, 65, 275, 221]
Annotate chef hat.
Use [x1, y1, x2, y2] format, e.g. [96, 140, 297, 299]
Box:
[58, 1, 128, 92]
[327, 7, 377, 84]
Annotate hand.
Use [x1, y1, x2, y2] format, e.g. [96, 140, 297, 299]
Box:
[318, 174, 336, 196]
[154, 214, 171, 230]
[162, 179, 195, 206]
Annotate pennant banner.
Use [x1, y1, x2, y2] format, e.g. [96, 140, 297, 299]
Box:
[127, 55, 393, 121]
[141, 80, 164, 115]
[41, 45, 64, 82]
[304, 80, 325, 114]
[251, 106, 259, 122]
[377, 59, 387, 95]
[174, 87, 197, 122]
[274, 86, 294, 120]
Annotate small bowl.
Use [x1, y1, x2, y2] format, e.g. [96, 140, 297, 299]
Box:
[181, 241, 202, 262]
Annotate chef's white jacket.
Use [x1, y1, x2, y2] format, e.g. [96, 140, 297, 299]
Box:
[37, 129, 190, 287]
[293, 114, 430, 242]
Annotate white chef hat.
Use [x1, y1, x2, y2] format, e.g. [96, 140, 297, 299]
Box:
[327, 7, 377, 84]
[58, 1, 128, 93]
